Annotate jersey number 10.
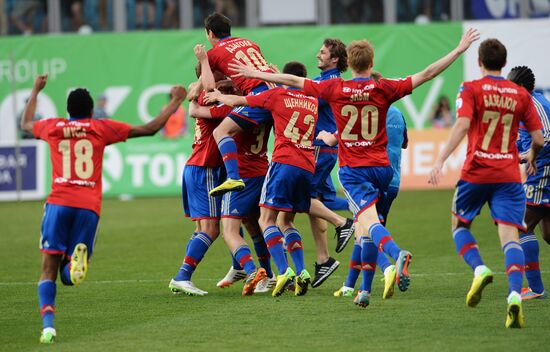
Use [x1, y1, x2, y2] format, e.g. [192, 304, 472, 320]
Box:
[235, 48, 270, 71]
[58, 139, 94, 179]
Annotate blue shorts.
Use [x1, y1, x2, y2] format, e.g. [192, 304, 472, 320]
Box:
[524, 165, 550, 207]
[40, 204, 99, 258]
[229, 85, 273, 129]
[311, 148, 338, 200]
[260, 162, 313, 213]
[338, 165, 393, 218]
[452, 180, 526, 230]
[377, 186, 399, 224]
[222, 176, 265, 219]
[182, 165, 222, 220]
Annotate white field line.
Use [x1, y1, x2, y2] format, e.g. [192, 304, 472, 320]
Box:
[1, 271, 548, 286]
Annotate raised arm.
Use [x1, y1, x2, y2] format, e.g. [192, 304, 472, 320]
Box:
[228, 60, 306, 89]
[204, 89, 248, 107]
[428, 117, 471, 185]
[21, 74, 48, 134]
[411, 28, 480, 90]
[128, 86, 187, 138]
[195, 44, 216, 91]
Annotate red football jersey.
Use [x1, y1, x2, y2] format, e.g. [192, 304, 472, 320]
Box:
[33, 118, 132, 215]
[234, 121, 272, 178]
[302, 77, 412, 168]
[456, 76, 542, 184]
[208, 37, 273, 95]
[187, 92, 231, 167]
[246, 87, 318, 173]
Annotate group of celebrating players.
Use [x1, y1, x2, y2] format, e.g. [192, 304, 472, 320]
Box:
[22, 11, 550, 344]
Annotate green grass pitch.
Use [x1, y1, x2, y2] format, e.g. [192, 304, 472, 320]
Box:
[1, 190, 550, 351]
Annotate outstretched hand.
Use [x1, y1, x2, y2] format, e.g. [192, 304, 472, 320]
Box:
[456, 28, 480, 54]
[228, 59, 257, 78]
[33, 74, 48, 92]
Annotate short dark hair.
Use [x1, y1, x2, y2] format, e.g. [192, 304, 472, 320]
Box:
[204, 13, 231, 39]
[507, 66, 536, 93]
[478, 39, 507, 71]
[67, 88, 93, 118]
[324, 38, 348, 73]
[283, 61, 307, 78]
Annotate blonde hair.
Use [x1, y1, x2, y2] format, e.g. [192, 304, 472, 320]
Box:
[347, 40, 374, 73]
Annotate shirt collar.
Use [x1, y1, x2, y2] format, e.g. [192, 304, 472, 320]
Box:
[485, 75, 504, 80]
[320, 68, 340, 78]
[351, 77, 372, 81]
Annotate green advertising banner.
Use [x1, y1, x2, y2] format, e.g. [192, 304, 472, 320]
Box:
[0, 23, 463, 198]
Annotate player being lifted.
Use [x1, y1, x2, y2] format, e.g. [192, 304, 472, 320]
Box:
[22, 75, 186, 343]
[429, 40, 544, 328]
[197, 12, 274, 197]
[231, 28, 480, 307]
[206, 61, 318, 297]
[508, 65, 549, 300]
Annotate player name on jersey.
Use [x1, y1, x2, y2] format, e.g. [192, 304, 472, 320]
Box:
[483, 94, 518, 111]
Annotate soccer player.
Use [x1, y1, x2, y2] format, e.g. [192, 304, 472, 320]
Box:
[206, 61, 318, 297]
[310, 38, 354, 288]
[334, 72, 408, 299]
[429, 40, 544, 328]
[169, 74, 229, 297]
[198, 13, 274, 197]
[229, 28, 480, 307]
[22, 74, 186, 343]
[508, 65, 549, 300]
[188, 94, 274, 295]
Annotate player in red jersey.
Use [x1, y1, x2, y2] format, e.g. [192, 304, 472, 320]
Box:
[206, 62, 319, 297]
[429, 39, 544, 328]
[21, 74, 186, 343]
[230, 28, 480, 307]
[196, 13, 275, 197]
[189, 92, 275, 295]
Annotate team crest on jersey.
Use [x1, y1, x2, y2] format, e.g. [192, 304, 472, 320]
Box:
[456, 98, 463, 109]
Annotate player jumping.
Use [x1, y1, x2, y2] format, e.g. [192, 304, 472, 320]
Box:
[429, 40, 544, 328]
[198, 13, 274, 197]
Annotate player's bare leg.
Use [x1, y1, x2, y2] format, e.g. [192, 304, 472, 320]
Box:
[210, 118, 246, 196]
[309, 198, 354, 253]
[38, 254, 62, 343]
[308, 214, 341, 288]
